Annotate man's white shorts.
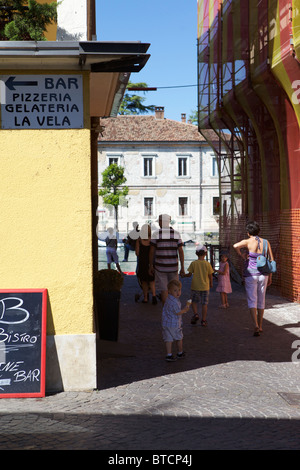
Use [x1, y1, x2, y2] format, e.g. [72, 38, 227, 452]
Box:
[155, 270, 178, 292]
[245, 275, 268, 309]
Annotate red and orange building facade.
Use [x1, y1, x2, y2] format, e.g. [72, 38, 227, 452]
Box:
[198, 0, 300, 301]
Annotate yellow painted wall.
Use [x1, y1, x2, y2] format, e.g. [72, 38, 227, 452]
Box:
[38, 0, 58, 40]
[0, 71, 93, 336]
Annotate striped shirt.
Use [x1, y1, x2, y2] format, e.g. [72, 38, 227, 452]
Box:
[150, 227, 183, 273]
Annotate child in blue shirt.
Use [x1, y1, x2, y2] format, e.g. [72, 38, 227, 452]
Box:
[162, 279, 191, 361]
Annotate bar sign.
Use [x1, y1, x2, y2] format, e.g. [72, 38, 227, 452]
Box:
[0, 74, 84, 129]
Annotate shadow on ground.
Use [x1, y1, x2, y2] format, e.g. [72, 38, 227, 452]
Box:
[1, 413, 300, 449]
[97, 275, 300, 390]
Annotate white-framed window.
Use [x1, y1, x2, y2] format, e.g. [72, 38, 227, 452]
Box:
[213, 196, 220, 215]
[142, 154, 157, 177]
[176, 154, 191, 177]
[178, 157, 187, 176]
[144, 157, 153, 176]
[107, 205, 115, 218]
[212, 156, 219, 177]
[106, 153, 123, 167]
[144, 197, 154, 216]
[107, 205, 124, 219]
[178, 197, 189, 216]
[108, 157, 119, 166]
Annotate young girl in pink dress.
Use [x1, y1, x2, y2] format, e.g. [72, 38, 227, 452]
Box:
[216, 253, 232, 308]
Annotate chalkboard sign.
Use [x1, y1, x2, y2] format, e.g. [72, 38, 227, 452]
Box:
[0, 289, 47, 398]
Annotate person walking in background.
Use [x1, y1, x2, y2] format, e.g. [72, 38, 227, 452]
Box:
[162, 279, 191, 361]
[233, 220, 274, 336]
[135, 223, 157, 304]
[122, 221, 140, 262]
[184, 245, 213, 327]
[149, 214, 185, 304]
[105, 227, 123, 274]
[215, 252, 232, 308]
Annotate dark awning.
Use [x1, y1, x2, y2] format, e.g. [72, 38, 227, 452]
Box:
[0, 40, 150, 72]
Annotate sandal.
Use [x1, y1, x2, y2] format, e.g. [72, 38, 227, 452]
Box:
[191, 314, 199, 325]
[201, 320, 208, 327]
[253, 327, 260, 336]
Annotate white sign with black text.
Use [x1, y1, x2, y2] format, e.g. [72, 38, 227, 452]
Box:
[0, 75, 84, 129]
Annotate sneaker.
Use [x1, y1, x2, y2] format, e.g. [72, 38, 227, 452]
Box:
[165, 355, 177, 362]
[191, 315, 199, 325]
[176, 352, 186, 359]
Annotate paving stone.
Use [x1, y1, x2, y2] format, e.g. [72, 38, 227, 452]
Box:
[0, 275, 300, 450]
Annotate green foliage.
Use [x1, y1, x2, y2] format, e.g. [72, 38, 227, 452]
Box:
[99, 164, 129, 205]
[119, 81, 155, 115]
[99, 164, 128, 229]
[188, 110, 198, 124]
[0, 0, 58, 41]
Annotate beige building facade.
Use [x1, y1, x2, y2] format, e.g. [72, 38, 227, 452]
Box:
[98, 109, 221, 241]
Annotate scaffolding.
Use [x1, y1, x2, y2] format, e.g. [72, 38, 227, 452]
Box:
[197, 0, 300, 300]
[197, 0, 246, 229]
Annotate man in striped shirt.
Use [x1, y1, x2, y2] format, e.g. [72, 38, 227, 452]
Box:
[149, 214, 185, 304]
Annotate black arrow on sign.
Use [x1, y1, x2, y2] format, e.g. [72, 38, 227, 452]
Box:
[5, 76, 38, 91]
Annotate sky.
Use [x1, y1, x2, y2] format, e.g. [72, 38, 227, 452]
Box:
[96, 0, 198, 122]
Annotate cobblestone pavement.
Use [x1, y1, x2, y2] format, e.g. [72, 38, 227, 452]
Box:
[1, 272, 300, 451]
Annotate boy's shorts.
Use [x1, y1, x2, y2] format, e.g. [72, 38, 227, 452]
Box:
[162, 326, 183, 342]
[106, 247, 119, 264]
[191, 290, 209, 305]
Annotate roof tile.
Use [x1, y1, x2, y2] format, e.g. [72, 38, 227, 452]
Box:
[99, 115, 214, 142]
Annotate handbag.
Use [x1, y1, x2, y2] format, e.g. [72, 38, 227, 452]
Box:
[257, 239, 276, 274]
